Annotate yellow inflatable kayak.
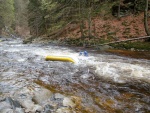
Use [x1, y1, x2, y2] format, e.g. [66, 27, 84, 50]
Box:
[45, 56, 75, 63]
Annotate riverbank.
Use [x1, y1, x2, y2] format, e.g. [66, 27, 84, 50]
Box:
[0, 38, 150, 113]
[22, 36, 150, 60]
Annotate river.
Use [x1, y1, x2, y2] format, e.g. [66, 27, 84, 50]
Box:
[0, 38, 150, 113]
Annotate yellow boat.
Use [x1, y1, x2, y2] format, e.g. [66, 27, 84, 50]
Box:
[45, 56, 75, 63]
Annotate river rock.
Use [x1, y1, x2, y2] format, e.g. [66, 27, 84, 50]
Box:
[20, 99, 42, 112]
[0, 101, 12, 110]
[33, 88, 53, 104]
[5, 97, 22, 108]
[54, 93, 65, 100]
[32, 104, 43, 112]
[56, 107, 72, 113]
[15, 108, 25, 113]
[0, 108, 14, 113]
[43, 104, 55, 113]
[0, 98, 25, 113]
[63, 97, 75, 108]
[21, 99, 35, 111]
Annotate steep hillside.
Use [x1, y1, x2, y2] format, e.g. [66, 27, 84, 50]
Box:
[61, 12, 146, 41]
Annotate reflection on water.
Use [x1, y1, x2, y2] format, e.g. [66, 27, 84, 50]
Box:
[0, 38, 150, 113]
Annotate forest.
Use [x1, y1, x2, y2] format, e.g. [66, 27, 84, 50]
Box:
[0, 0, 150, 49]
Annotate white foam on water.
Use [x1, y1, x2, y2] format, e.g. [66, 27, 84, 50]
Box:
[4, 48, 20, 52]
[92, 59, 150, 83]
[23, 44, 150, 83]
[17, 58, 26, 62]
[70, 52, 150, 83]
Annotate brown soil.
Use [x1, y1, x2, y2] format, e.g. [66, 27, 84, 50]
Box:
[61, 12, 147, 41]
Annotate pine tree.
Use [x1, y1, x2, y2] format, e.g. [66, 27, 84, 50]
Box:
[0, 0, 15, 34]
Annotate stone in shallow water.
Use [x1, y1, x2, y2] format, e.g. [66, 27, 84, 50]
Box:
[21, 99, 42, 112]
[0, 97, 25, 113]
[0, 101, 12, 110]
[21, 99, 35, 111]
[56, 107, 72, 113]
[5, 97, 22, 108]
[44, 104, 55, 110]
[32, 104, 43, 112]
[43, 104, 55, 113]
[63, 97, 75, 108]
[55, 93, 65, 99]
[33, 88, 53, 104]
[0, 108, 14, 113]
[15, 108, 25, 113]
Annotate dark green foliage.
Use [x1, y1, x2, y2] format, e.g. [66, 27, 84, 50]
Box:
[112, 0, 147, 17]
[111, 41, 150, 50]
[27, 0, 104, 37]
[0, 0, 15, 34]
[28, 0, 44, 35]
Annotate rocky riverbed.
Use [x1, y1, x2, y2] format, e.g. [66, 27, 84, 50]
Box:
[0, 38, 150, 113]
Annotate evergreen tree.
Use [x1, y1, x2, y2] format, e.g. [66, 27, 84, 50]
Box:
[0, 0, 15, 34]
[14, 0, 29, 36]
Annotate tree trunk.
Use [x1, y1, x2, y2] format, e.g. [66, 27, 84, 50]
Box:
[144, 0, 150, 41]
[80, 20, 84, 38]
[0, 29, 2, 35]
[88, 7, 92, 38]
[35, 17, 39, 36]
[79, 0, 84, 38]
[117, 0, 121, 19]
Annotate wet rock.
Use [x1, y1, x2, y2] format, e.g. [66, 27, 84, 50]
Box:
[0, 108, 14, 113]
[0, 101, 12, 110]
[43, 110, 52, 113]
[20, 99, 42, 112]
[32, 104, 43, 112]
[56, 107, 72, 113]
[63, 97, 75, 108]
[33, 88, 53, 104]
[43, 104, 54, 113]
[0, 97, 24, 113]
[54, 93, 65, 100]
[45, 104, 54, 110]
[5, 97, 22, 108]
[51, 103, 59, 110]
[21, 99, 35, 111]
[15, 108, 25, 113]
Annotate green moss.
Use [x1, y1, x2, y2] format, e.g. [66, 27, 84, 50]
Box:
[107, 32, 116, 36]
[111, 41, 150, 50]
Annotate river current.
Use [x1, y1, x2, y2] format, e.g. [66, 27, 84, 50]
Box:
[0, 38, 150, 113]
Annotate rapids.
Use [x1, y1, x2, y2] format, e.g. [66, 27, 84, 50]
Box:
[0, 38, 150, 113]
